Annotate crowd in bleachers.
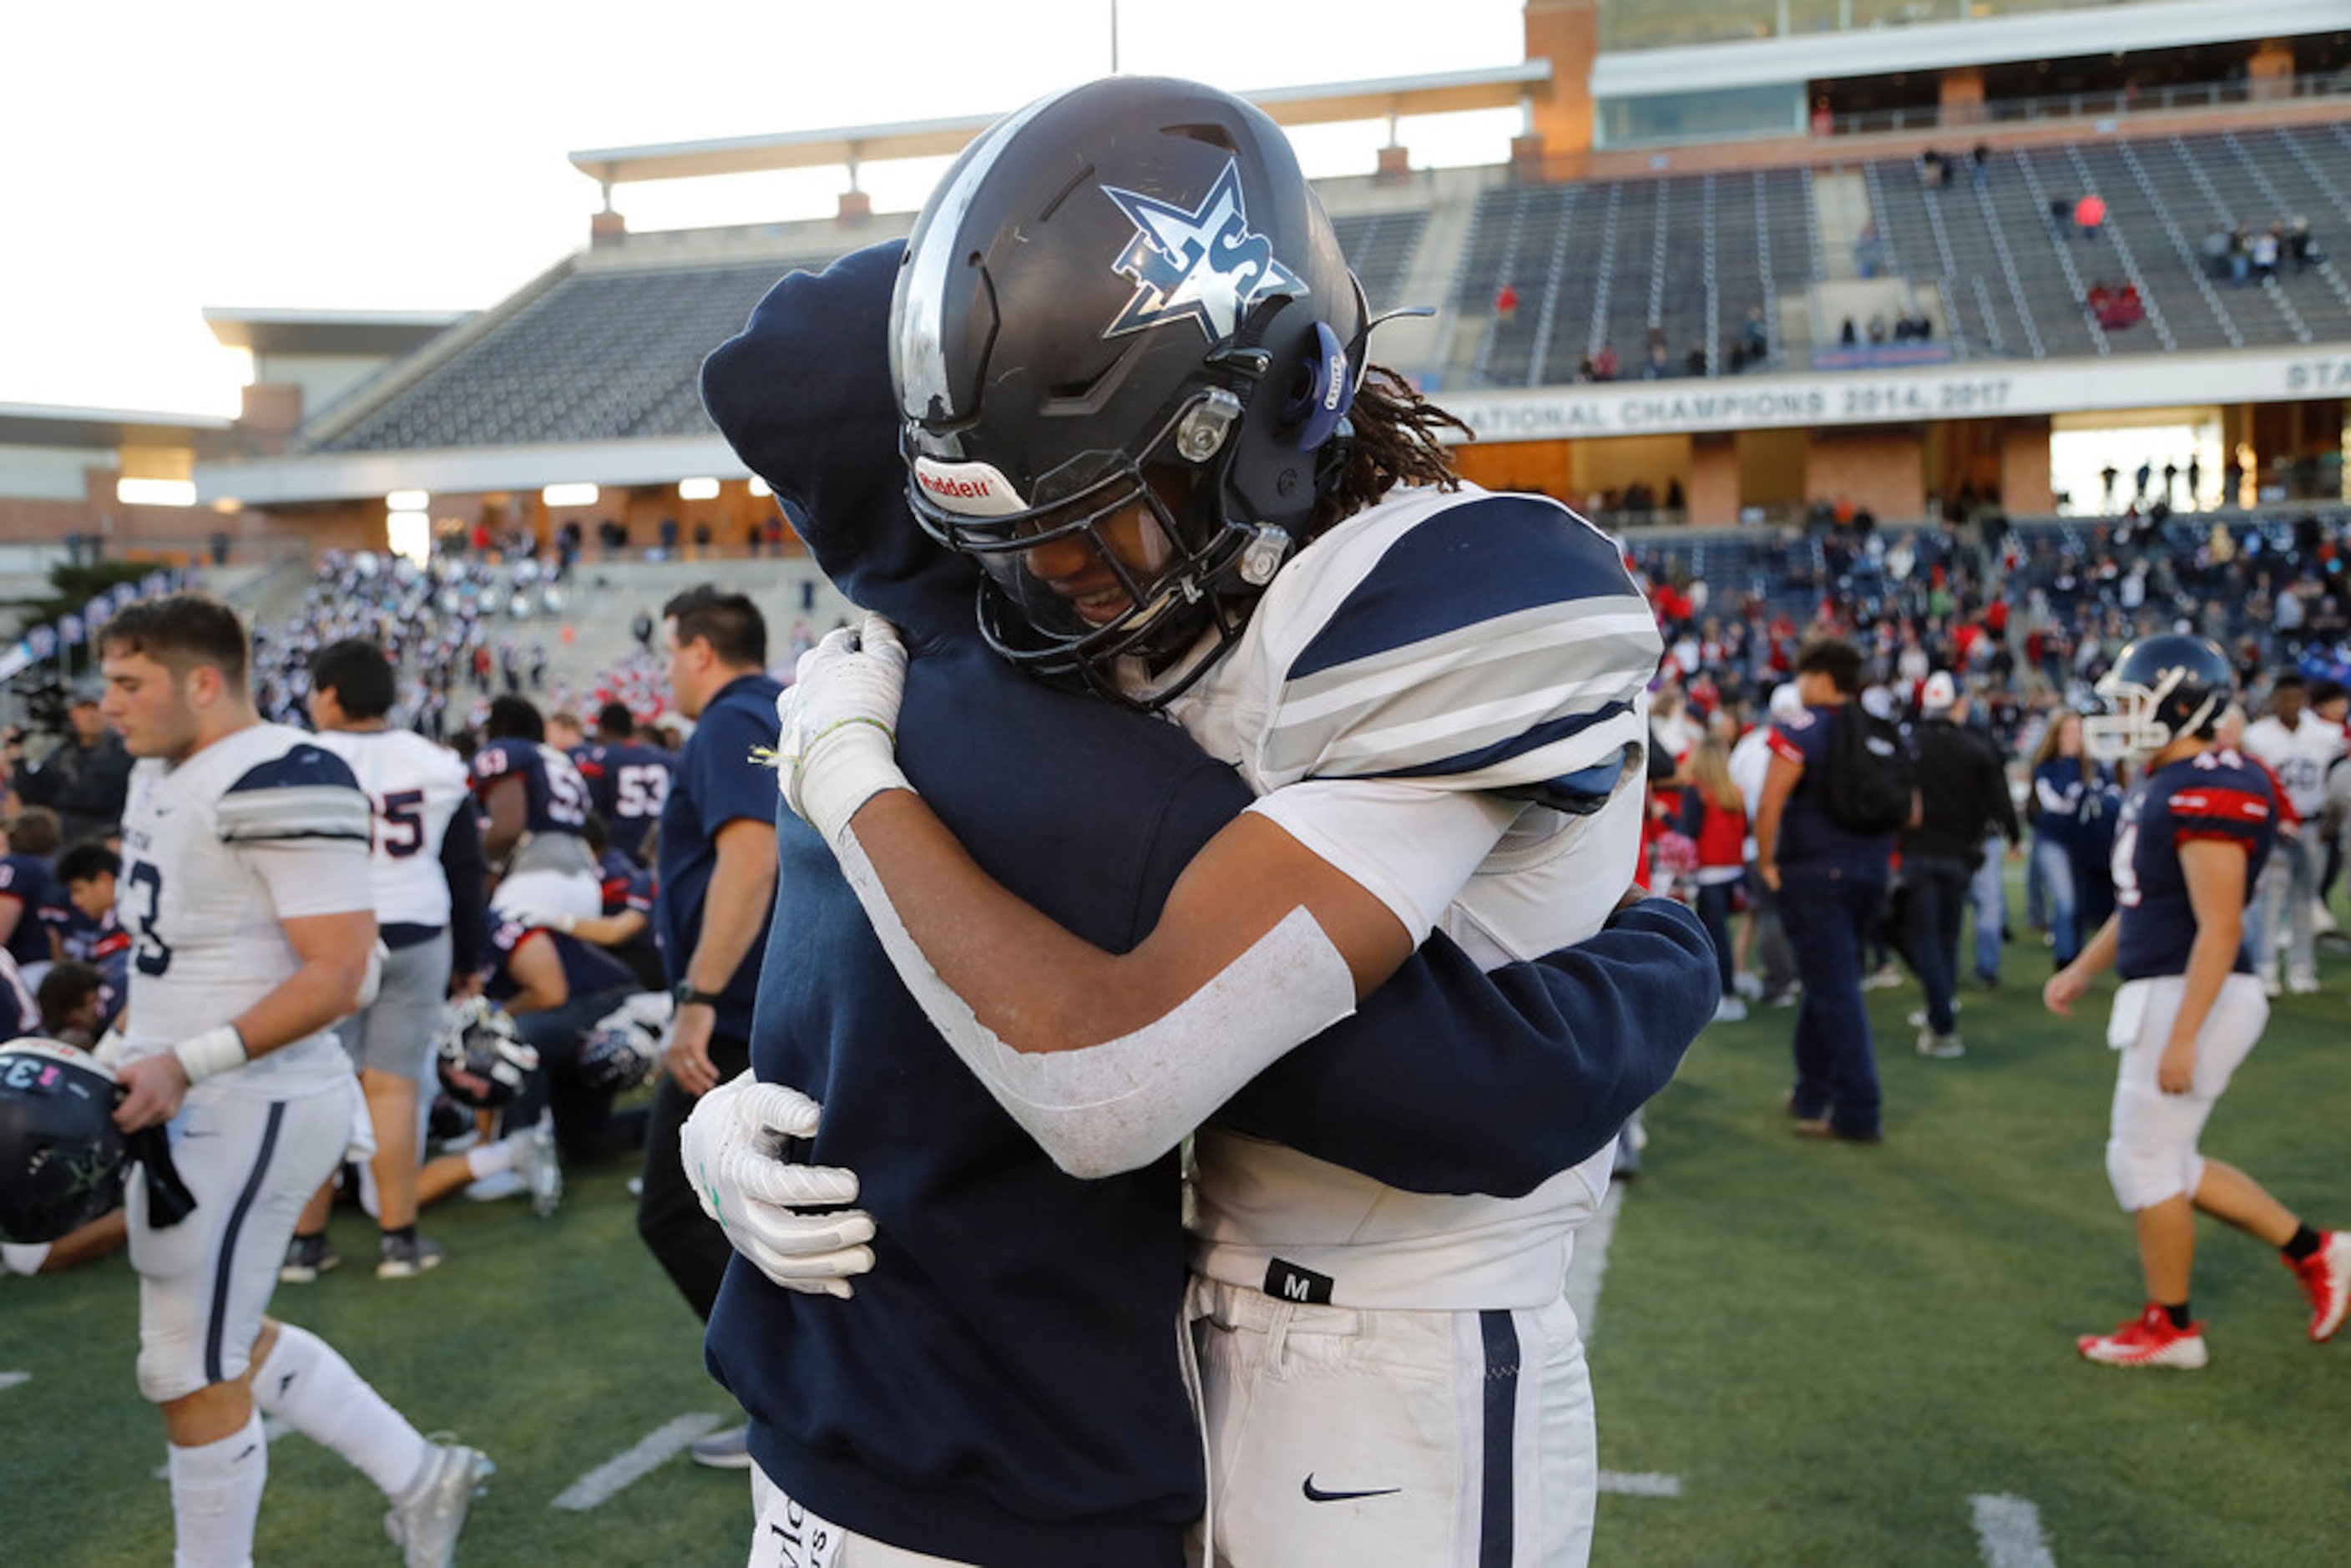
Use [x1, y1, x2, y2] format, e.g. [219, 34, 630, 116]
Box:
[250, 550, 571, 741]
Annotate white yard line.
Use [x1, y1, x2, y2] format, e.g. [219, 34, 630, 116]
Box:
[550, 1412, 731, 1512]
[1575, 1186, 1688, 1500]
[1970, 1494, 2058, 1568]
[1565, 1181, 1625, 1343]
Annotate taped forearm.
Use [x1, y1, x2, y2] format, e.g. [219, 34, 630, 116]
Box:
[836, 827, 1356, 1178]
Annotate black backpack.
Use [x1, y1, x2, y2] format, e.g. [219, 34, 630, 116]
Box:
[1823, 703, 1915, 835]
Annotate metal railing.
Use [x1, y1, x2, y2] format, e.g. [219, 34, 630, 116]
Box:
[1826, 72, 2351, 140]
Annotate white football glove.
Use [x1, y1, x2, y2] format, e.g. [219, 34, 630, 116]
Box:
[506, 907, 576, 935]
[680, 1069, 876, 1298]
[774, 613, 910, 847]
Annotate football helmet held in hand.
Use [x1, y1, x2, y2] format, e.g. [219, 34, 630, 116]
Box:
[0, 1039, 129, 1243]
[433, 997, 539, 1110]
[579, 992, 670, 1094]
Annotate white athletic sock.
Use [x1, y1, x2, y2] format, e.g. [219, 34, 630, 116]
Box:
[250, 1323, 432, 1500]
[167, 1409, 267, 1568]
[2, 1241, 52, 1276]
[465, 1132, 531, 1179]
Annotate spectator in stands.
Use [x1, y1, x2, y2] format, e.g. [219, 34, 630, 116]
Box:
[2252, 225, 2282, 284]
[1970, 144, 1990, 185]
[1494, 281, 1519, 321]
[2229, 225, 2252, 286]
[2049, 194, 2075, 235]
[2202, 224, 2233, 280]
[1867, 313, 1890, 345]
[658, 516, 680, 558]
[1754, 636, 1902, 1143]
[1838, 316, 1858, 346]
[1901, 674, 2018, 1059]
[2074, 193, 2106, 242]
[1853, 221, 1884, 279]
[14, 684, 134, 847]
[2288, 215, 2318, 272]
[1594, 341, 1620, 381]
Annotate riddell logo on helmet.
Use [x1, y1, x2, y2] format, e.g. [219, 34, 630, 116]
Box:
[913, 458, 1027, 518]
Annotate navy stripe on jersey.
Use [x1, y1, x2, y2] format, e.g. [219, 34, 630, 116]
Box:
[1291, 497, 1639, 680]
[205, 1101, 284, 1384]
[226, 744, 362, 796]
[220, 746, 370, 842]
[1378, 701, 1641, 783]
[1479, 1308, 1521, 1568]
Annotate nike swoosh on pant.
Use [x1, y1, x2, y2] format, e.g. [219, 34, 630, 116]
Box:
[1302, 1474, 1403, 1504]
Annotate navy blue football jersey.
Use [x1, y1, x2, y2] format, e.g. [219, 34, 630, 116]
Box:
[484, 913, 636, 1004]
[0, 854, 58, 968]
[470, 738, 593, 838]
[577, 741, 674, 864]
[2112, 746, 2276, 981]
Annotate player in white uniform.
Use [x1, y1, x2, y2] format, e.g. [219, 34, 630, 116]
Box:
[99, 594, 488, 1568]
[2240, 672, 2343, 994]
[286, 637, 488, 1282]
[757, 78, 1671, 1565]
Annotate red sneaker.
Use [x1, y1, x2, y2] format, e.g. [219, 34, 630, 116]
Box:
[2285, 1231, 2351, 1343]
[2077, 1303, 2207, 1369]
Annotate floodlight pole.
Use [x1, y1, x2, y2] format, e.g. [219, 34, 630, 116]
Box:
[1110, 0, 1120, 73]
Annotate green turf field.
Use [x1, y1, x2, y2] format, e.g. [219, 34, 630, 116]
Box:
[5, 927, 2347, 1564]
[1594, 936, 2351, 1565]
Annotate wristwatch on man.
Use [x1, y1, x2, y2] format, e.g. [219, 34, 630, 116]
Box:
[670, 982, 723, 1009]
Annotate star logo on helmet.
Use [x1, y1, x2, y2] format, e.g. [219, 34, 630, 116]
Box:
[1101, 159, 1307, 344]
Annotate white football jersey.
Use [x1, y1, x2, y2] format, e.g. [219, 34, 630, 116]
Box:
[1164, 483, 1662, 1309]
[308, 728, 470, 928]
[116, 723, 375, 1098]
[2242, 714, 2343, 820]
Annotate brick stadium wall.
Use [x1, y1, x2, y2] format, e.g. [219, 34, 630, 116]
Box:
[1803, 425, 1926, 522]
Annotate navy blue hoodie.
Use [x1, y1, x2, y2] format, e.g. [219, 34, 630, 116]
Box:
[699, 243, 1714, 1565]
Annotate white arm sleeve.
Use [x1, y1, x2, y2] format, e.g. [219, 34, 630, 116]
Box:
[236, 837, 377, 921]
[1244, 777, 1521, 947]
[834, 828, 1357, 1180]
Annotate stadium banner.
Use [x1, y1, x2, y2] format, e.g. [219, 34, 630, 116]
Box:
[1444, 346, 2351, 443]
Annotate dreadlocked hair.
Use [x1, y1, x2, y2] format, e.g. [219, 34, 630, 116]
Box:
[1311, 365, 1474, 536]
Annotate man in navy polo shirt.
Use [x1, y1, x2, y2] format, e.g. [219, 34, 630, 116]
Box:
[1753, 637, 1904, 1142]
[639, 585, 781, 1469]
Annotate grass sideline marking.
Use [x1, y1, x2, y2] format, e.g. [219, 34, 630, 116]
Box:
[0, 1371, 28, 1393]
[551, 1412, 731, 1512]
[1599, 1471, 1683, 1498]
[1971, 1494, 2057, 1568]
